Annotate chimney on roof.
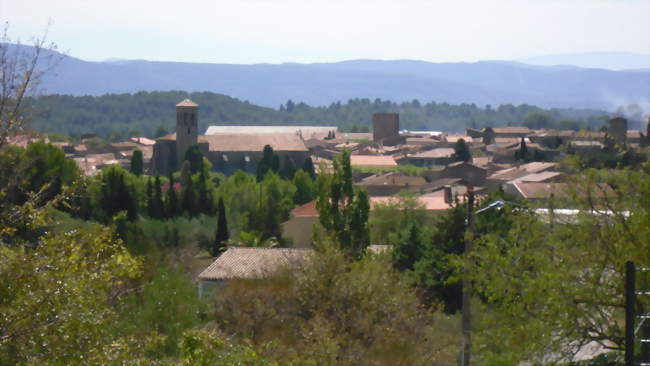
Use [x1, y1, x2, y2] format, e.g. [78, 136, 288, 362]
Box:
[443, 185, 452, 204]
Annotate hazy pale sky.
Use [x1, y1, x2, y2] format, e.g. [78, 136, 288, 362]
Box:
[2, 0, 649, 64]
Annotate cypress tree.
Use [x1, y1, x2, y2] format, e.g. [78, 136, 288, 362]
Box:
[271, 153, 280, 173]
[130, 149, 143, 176]
[213, 197, 229, 257]
[280, 155, 296, 180]
[181, 174, 195, 217]
[153, 175, 164, 219]
[146, 177, 155, 217]
[452, 138, 471, 162]
[302, 157, 316, 179]
[166, 172, 179, 218]
[256, 145, 274, 181]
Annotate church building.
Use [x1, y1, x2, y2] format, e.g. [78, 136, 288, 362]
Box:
[152, 99, 320, 175]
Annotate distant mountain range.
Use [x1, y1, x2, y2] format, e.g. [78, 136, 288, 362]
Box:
[17, 44, 650, 111]
[519, 52, 650, 71]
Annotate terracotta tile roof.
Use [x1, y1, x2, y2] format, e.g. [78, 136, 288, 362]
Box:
[204, 126, 337, 138]
[509, 171, 562, 183]
[130, 137, 156, 146]
[488, 162, 556, 182]
[157, 133, 177, 141]
[445, 135, 473, 143]
[512, 182, 613, 199]
[176, 99, 198, 107]
[410, 148, 455, 159]
[491, 126, 531, 134]
[471, 157, 491, 167]
[349, 155, 397, 167]
[370, 191, 457, 211]
[290, 201, 319, 218]
[198, 247, 311, 280]
[199, 133, 308, 152]
[358, 172, 428, 187]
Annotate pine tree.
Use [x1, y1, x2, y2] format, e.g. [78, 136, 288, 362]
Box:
[213, 197, 229, 256]
[130, 149, 143, 176]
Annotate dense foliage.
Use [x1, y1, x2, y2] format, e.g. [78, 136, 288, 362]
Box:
[28, 91, 610, 140]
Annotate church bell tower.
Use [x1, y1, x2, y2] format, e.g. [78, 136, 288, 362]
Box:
[175, 98, 199, 166]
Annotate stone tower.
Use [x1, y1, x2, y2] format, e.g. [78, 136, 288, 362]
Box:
[372, 113, 400, 142]
[608, 116, 627, 145]
[176, 99, 199, 166]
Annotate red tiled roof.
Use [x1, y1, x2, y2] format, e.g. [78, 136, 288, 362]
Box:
[290, 201, 319, 218]
[176, 99, 198, 107]
[200, 133, 308, 152]
[349, 155, 397, 167]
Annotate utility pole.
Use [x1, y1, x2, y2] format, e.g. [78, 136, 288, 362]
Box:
[461, 185, 475, 366]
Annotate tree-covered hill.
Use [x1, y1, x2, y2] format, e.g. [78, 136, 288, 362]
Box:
[29, 91, 610, 140]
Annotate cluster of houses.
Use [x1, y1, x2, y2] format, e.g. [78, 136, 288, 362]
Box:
[9, 99, 648, 291]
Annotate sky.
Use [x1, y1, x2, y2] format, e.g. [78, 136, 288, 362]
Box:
[2, 0, 650, 64]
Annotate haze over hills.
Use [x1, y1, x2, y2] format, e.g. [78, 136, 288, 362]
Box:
[19, 44, 650, 112]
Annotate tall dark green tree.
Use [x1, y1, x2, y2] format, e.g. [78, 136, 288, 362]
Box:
[181, 175, 195, 217]
[153, 175, 164, 219]
[452, 138, 471, 162]
[196, 166, 213, 215]
[271, 154, 280, 174]
[280, 155, 296, 179]
[183, 145, 204, 174]
[146, 176, 155, 217]
[515, 137, 528, 162]
[213, 197, 229, 256]
[166, 172, 179, 218]
[256, 145, 275, 181]
[130, 149, 143, 176]
[302, 157, 316, 179]
[392, 221, 424, 272]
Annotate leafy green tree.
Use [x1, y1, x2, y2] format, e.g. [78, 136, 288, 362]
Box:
[154, 124, 169, 138]
[452, 138, 472, 162]
[292, 169, 315, 205]
[392, 221, 425, 271]
[412, 202, 466, 312]
[213, 197, 229, 256]
[98, 165, 138, 221]
[315, 150, 370, 259]
[0, 224, 141, 364]
[130, 149, 143, 176]
[468, 167, 650, 362]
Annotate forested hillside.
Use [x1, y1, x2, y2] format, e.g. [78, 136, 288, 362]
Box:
[30, 91, 610, 140]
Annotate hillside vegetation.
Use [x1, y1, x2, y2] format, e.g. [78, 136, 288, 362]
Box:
[29, 91, 610, 140]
